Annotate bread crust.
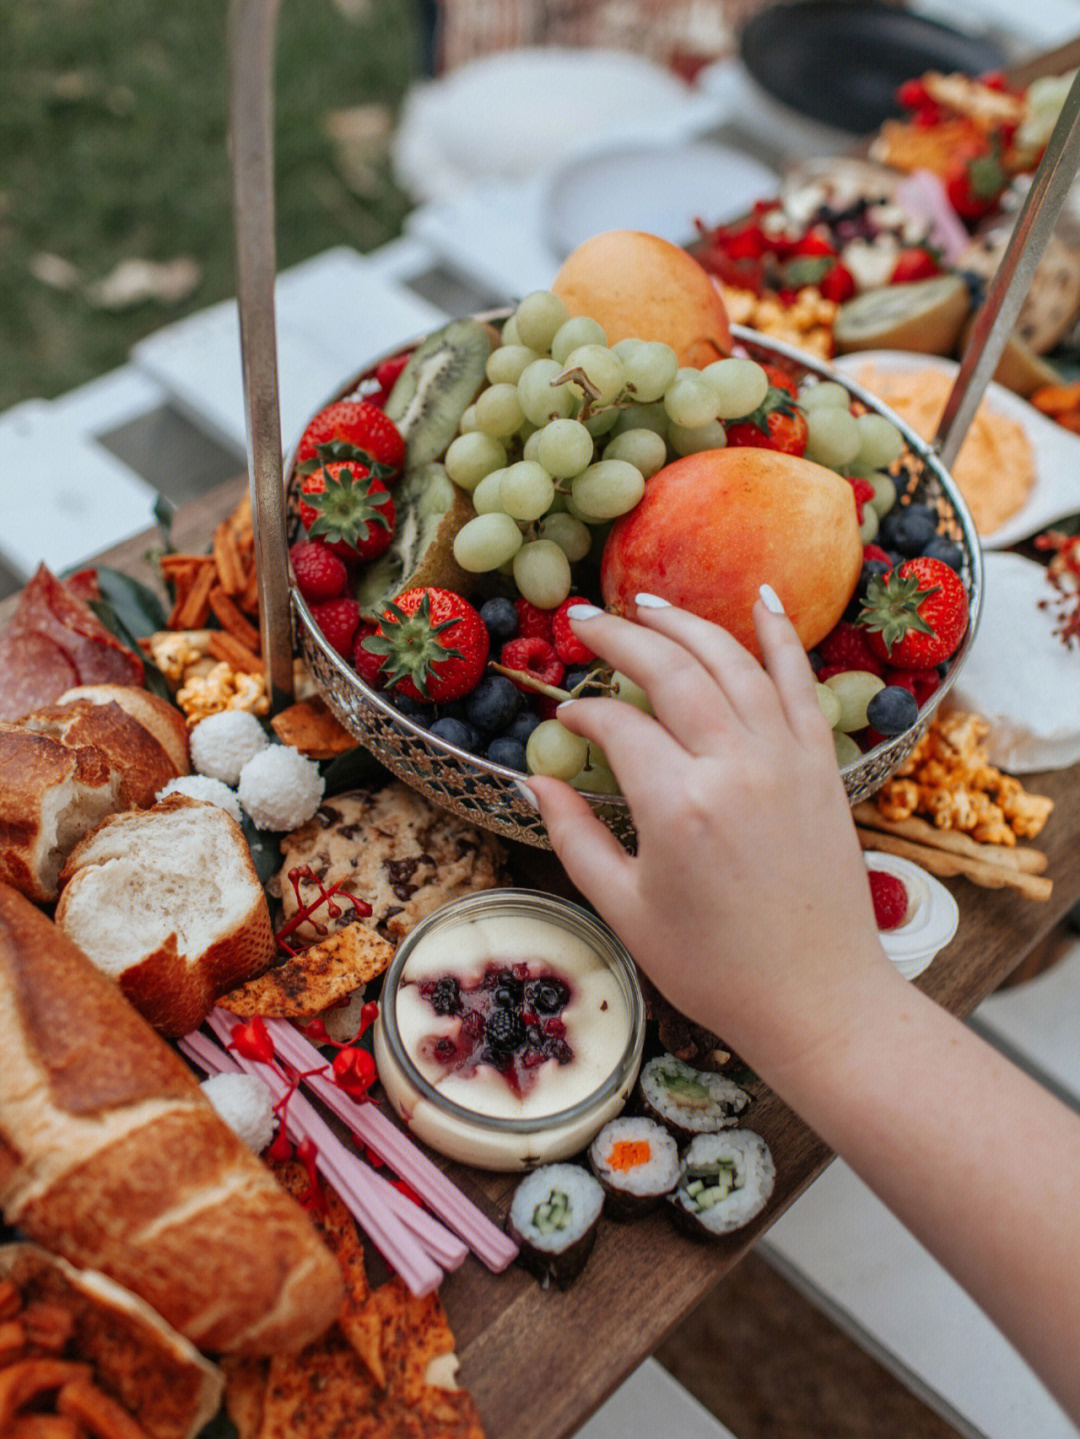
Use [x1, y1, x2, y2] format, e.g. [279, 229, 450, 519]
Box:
[24, 699, 179, 809]
[0, 884, 343, 1356]
[59, 685, 190, 776]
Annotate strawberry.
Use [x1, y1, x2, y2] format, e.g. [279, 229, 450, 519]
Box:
[863, 543, 892, 567]
[351, 621, 386, 690]
[295, 399, 406, 476]
[500, 636, 565, 691]
[860, 557, 968, 668]
[299, 459, 396, 564]
[890, 247, 941, 284]
[725, 374, 808, 457]
[551, 598, 596, 665]
[819, 261, 856, 304]
[847, 475, 875, 525]
[360, 588, 488, 703]
[815, 621, 885, 677]
[366, 353, 411, 409]
[289, 539, 348, 604]
[311, 596, 362, 658]
[514, 597, 554, 642]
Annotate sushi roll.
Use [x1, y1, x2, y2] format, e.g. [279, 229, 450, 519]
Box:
[669, 1131, 775, 1240]
[639, 1054, 751, 1141]
[507, 1164, 605, 1288]
[588, 1116, 680, 1221]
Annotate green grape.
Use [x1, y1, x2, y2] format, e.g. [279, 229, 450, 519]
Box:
[459, 403, 480, 433]
[535, 417, 594, 478]
[572, 460, 645, 520]
[570, 742, 621, 794]
[824, 669, 885, 732]
[669, 419, 727, 456]
[486, 344, 541, 386]
[855, 412, 905, 469]
[444, 432, 507, 492]
[523, 429, 544, 463]
[833, 730, 862, 767]
[799, 380, 850, 411]
[805, 404, 861, 469]
[612, 401, 669, 438]
[562, 344, 625, 405]
[526, 720, 589, 781]
[815, 682, 842, 729]
[551, 316, 607, 364]
[515, 290, 569, 352]
[472, 469, 507, 515]
[664, 374, 718, 429]
[537, 510, 592, 562]
[868, 473, 896, 517]
[453, 512, 523, 572]
[513, 539, 572, 609]
[582, 407, 619, 438]
[614, 339, 679, 403]
[611, 670, 652, 714]
[700, 357, 769, 419]
[859, 506, 880, 544]
[602, 427, 667, 478]
[545, 487, 570, 514]
[518, 359, 576, 425]
[501, 314, 523, 346]
[499, 460, 555, 521]
[474, 383, 525, 439]
[565, 490, 603, 525]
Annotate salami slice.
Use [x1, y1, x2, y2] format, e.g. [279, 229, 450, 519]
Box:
[0, 628, 78, 721]
[16, 565, 144, 689]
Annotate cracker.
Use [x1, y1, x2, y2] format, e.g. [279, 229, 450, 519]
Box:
[219, 922, 395, 1019]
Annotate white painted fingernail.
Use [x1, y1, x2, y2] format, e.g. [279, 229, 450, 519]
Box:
[635, 592, 670, 609]
[567, 603, 602, 621]
[555, 700, 575, 716]
[759, 583, 785, 615]
[515, 780, 539, 809]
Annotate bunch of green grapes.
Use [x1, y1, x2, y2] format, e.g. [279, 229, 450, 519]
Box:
[445, 289, 776, 610]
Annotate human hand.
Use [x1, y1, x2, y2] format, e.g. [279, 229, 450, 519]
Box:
[526, 590, 897, 1075]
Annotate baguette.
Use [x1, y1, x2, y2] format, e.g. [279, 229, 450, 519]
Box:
[0, 883, 343, 1356]
[22, 699, 179, 810]
[57, 687, 190, 777]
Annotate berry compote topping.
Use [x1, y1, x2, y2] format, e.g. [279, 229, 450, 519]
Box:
[417, 960, 575, 1094]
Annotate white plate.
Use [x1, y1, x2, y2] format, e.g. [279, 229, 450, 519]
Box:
[543, 138, 778, 260]
[832, 350, 1080, 550]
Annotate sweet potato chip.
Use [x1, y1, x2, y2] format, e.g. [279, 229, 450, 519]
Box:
[219, 923, 395, 1019]
[271, 698, 358, 760]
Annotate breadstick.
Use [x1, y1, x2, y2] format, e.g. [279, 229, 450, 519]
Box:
[852, 802, 1048, 874]
[856, 828, 1053, 901]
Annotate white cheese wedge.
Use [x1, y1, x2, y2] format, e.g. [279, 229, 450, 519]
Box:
[951, 551, 1080, 772]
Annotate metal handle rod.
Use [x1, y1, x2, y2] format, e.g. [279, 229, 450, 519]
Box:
[228, 0, 293, 709]
[936, 66, 1080, 470]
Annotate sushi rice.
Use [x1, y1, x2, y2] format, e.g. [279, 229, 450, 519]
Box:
[508, 1163, 605, 1287]
[669, 1130, 776, 1238]
[588, 1116, 680, 1219]
[639, 1054, 751, 1139]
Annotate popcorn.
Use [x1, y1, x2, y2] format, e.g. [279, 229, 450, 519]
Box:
[176, 661, 270, 726]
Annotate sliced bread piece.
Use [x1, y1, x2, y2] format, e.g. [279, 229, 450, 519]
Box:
[59, 683, 190, 774]
[56, 794, 275, 1035]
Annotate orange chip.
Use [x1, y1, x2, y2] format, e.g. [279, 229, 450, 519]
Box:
[271, 698, 358, 759]
[221, 1357, 268, 1439]
[219, 923, 394, 1019]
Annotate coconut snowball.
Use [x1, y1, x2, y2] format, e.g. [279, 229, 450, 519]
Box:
[238, 744, 324, 832]
[201, 1072, 276, 1153]
[156, 774, 243, 825]
[190, 709, 270, 785]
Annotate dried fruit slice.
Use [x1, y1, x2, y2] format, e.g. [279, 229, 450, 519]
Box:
[833, 274, 971, 356]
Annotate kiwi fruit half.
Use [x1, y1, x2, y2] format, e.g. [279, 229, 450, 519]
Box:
[384, 318, 491, 468]
[354, 462, 477, 615]
[833, 275, 971, 357]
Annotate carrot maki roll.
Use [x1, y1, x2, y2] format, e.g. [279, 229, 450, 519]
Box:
[588, 1116, 680, 1220]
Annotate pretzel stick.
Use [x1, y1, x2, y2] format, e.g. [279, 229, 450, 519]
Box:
[852, 802, 1048, 875]
[856, 828, 1053, 901]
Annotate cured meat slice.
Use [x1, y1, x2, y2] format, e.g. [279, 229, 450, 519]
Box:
[0, 629, 78, 721]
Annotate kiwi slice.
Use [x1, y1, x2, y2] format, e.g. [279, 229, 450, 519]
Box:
[355, 462, 477, 615]
[384, 318, 491, 468]
[833, 275, 971, 357]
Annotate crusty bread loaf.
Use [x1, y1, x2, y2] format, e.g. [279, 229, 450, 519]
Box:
[55, 794, 276, 1036]
[0, 883, 343, 1356]
[0, 726, 123, 901]
[59, 683, 190, 775]
[23, 697, 180, 808]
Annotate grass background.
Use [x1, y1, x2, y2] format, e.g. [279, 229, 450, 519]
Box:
[0, 0, 424, 411]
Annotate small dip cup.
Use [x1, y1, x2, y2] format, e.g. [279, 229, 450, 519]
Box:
[374, 889, 645, 1171]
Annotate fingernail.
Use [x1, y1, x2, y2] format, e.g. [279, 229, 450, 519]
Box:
[567, 603, 602, 621]
[759, 583, 785, 615]
[515, 780, 539, 809]
[555, 699, 575, 716]
[635, 592, 670, 609]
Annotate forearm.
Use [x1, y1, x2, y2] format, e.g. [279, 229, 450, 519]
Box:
[750, 963, 1080, 1422]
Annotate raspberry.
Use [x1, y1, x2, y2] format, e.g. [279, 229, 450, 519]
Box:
[816, 622, 885, 677]
[352, 621, 386, 689]
[311, 596, 361, 658]
[514, 598, 554, 641]
[551, 597, 597, 664]
[863, 543, 892, 567]
[500, 636, 565, 691]
[868, 869, 909, 930]
[290, 539, 348, 604]
[885, 667, 941, 706]
[848, 476, 875, 524]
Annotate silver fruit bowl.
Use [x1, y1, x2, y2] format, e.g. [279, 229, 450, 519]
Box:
[286, 323, 983, 852]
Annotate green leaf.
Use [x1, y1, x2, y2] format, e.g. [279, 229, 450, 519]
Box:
[86, 597, 173, 703]
[94, 565, 169, 636]
[239, 810, 283, 890]
[320, 745, 384, 797]
[153, 493, 177, 553]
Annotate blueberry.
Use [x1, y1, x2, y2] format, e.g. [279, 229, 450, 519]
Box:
[879, 505, 937, 557]
[504, 710, 542, 744]
[464, 674, 520, 734]
[484, 1008, 525, 1054]
[845, 557, 892, 621]
[493, 970, 523, 1002]
[427, 976, 462, 1016]
[527, 978, 569, 1014]
[486, 736, 527, 772]
[922, 535, 964, 571]
[430, 716, 480, 750]
[564, 665, 603, 695]
[437, 698, 468, 721]
[391, 692, 431, 726]
[479, 596, 519, 643]
[866, 684, 919, 737]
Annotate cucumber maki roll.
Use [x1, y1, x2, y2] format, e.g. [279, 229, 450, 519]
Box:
[588, 1116, 680, 1221]
[669, 1131, 775, 1239]
[507, 1164, 604, 1288]
[639, 1054, 751, 1141]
